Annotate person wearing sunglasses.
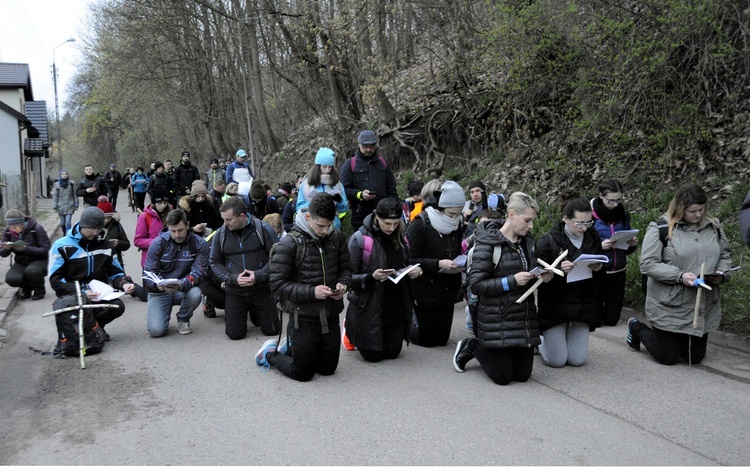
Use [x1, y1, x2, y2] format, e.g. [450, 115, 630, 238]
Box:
[590, 179, 638, 326]
[536, 190, 604, 367]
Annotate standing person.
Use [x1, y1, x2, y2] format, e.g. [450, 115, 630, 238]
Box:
[256, 193, 352, 382]
[178, 180, 222, 238]
[462, 180, 490, 239]
[591, 179, 638, 326]
[0, 209, 51, 300]
[147, 162, 156, 177]
[144, 209, 209, 337]
[122, 167, 135, 210]
[147, 162, 173, 204]
[163, 159, 178, 206]
[52, 169, 78, 233]
[275, 181, 294, 214]
[340, 130, 398, 232]
[174, 151, 201, 196]
[454, 192, 553, 384]
[630, 183, 732, 365]
[205, 158, 225, 191]
[263, 213, 286, 240]
[296, 147, 348, 229]
[282, 174, 304, 233]
[211, 197, 279, 340]
[405, 181, 466, 347]
[48, 207, 137, 351]
[76, 165, 106, 207]
[133, 187, 172, 267]
[247, 180, 280, 220]
[403, 180, 425, 226]
[130, 166, 149, 212]
[345, 198, 422, 362]
[103, 163, 123, 210]
[536, 191, 604, 368]
[225, 149, 253, 185]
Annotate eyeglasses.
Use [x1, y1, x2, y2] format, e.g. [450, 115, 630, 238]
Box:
[603, 197, 623, 205]
[570, 220, 594, 228]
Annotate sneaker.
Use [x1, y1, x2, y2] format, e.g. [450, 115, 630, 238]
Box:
[255, 338, 277, 367]
[19, 288, 32, 300]
[278, 336, 291, 356]
[342, 319, 355, 351]
[31, 287, 46, 301]
[178, 321, 192, 335]
[626, 317, 641, 352]
[453, 338, 474, 373]
[203, 301, 216, 318]
[101, 327, 111, 342]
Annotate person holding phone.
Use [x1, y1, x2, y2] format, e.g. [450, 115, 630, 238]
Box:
[345, 198, 422, 362]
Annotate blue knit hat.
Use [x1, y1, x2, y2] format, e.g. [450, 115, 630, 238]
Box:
[314, 147, 335, 166]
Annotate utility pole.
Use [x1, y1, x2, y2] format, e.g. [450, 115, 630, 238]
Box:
[52, 38, 76, 173]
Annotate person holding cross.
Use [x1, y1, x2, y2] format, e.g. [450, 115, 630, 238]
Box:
[630, 183, 732, 365]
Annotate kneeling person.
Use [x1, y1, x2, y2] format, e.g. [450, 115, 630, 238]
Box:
[211, 196, 279, 339]
[257, 192, 351, 381]
[144, 209, 209, 337]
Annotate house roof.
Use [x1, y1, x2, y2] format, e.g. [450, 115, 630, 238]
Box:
[0, 63, 33, 100]
[24, 101, 49, 158]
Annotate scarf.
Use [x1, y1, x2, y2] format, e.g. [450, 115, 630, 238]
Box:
[320, 174, 332, 186]
[58, 177, 69, 189]
[592, 196, 626, 225]
[425, 206, 460, 235]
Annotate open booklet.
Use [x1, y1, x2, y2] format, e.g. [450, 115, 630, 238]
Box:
[609, 229, 639, 249]
[439, 255, 467, 274]
[567, 254, 609, 283]
[142, 271, 182, 287]
[3, 239, 26, 248]
[388, 264, 421, 284]
[88, 279, 125, 301]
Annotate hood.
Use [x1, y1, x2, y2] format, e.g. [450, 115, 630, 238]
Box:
[293, 208, 333, 241]
[474, 219, 508, 245]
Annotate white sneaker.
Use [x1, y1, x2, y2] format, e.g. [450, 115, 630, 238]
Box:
[178, 321, 192, 335]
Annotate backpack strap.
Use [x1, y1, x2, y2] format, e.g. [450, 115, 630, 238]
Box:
[656, 218, 669, 247]
[350, 155, 387, 172]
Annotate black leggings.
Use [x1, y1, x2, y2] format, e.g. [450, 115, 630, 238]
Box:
[410, 304, 454, 347]
[594, 270, 627, 326]
[473, 340, 534, 385]
[358, 321, 407, 362]
[640, 326, 709, 365]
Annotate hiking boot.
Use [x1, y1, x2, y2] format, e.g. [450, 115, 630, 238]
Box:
[255, 338, 277, 367]
[626, 317, 642, 352]
[19, 288, 32, 300]
[178, 321, 192, 335]
[278, 336, 291, 356]
[453, 338, 474, 373]
[31, 287, 46, 301]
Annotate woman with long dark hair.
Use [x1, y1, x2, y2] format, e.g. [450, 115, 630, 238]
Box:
[296, 147, 348, 228]
[631, 183, 731, 365]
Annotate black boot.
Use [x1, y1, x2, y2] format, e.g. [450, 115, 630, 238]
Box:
[19, 288, 32, 300]
[31, 287, 46, 301]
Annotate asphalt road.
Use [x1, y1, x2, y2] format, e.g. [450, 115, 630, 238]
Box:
[1, 194, 749, 465]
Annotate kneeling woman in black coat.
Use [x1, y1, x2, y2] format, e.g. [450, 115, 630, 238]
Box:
[454, 192, 552, 385]
[345, 198, 423, 362]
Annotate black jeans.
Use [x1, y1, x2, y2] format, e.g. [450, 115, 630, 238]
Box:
[358, 321, 407, 362]
[410, 304, 454, 347]
[225, 288, 278, 339]
[267, 315, 341, 382]
[108, 188, 119, 210]
[6, 260, 47, 290]
[472, 340, 534, 385]
[640, 326, 709, 365]
[134, 192, 147, 212]
[594, 270, 627, 326]
[199, 280, 226, 310]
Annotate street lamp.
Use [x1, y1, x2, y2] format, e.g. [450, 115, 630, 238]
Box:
[52, 38, 75, 173]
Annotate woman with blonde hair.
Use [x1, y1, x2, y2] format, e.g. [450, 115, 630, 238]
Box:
[630, 183, 732, 365]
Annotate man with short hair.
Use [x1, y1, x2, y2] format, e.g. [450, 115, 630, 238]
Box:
[48, 207, 136, 354]
[174, 151, 201, 196]
[103, 163, 123, 210]
[340, 130, 398, 231]
[144, 209, 209, 337]
[256, 192, 352, 381]
[209, 179, 227, 212]
[205, 158, 225, 191]
[247, 180, 279, 220]
[226, 149, 253, 185]
[147, 162, 174, 205]
[211, 197, 279, 340]
[76, 165, 107, 207]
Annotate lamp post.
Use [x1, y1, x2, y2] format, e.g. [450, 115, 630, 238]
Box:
[238, 17, 256, 178]
[52, 38, 75, 173]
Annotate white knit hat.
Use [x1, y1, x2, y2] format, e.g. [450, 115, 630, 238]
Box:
[438, 181, 466, 208]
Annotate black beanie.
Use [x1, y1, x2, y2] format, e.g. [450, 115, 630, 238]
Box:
[468, 180, 486, 192]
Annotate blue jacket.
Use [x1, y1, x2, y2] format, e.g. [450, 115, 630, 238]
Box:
[48, 224, 127, 297]
[144, 231, 209, 292]
[295, 178, 348, 229]
[130, 172, 149, 193]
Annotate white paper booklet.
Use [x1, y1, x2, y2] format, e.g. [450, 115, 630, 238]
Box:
[567, 254, 609, 283]
[610, 229, 639, 250]
[142, 271, 182, 287]
[87, 279, 125, 301]
[388, 264, 421, 284]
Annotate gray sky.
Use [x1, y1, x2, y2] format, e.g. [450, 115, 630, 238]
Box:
[0, 0, 90, 114]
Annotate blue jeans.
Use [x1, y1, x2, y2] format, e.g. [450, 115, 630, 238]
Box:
[147, 287, 202, 337]
[59, 214, 72, 233]
[539, 322, 590, 367]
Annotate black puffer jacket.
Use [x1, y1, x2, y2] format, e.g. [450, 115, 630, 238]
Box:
[467, 220, 541, 349]
[270, 215, 352, 321]
[536, 221, 603, 331]
[345, 214, 413, 351]
[405, 212, 464, 307]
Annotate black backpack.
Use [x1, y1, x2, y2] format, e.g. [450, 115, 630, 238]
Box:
[641, 219, 669, 296]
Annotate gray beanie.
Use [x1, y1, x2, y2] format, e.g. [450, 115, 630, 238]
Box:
[438, 181, 466, 208]
[79, 207, 105, 230]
